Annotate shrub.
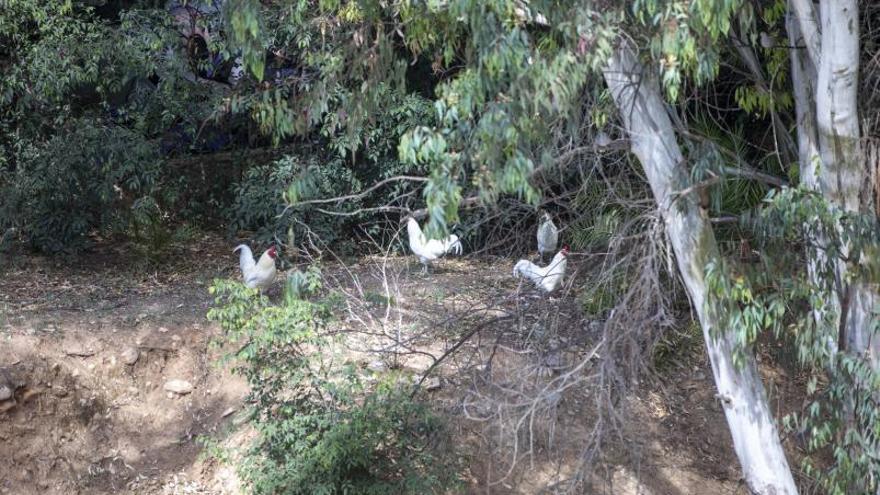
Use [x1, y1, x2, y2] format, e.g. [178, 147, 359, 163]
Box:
[227, 89, 433, 252]
[0, 120, 164, 252]
[226, 153, 363, 249]
[207, 278, 459, 494]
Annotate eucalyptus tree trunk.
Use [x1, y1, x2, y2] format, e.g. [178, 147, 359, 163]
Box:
[603, 45, 799, 495]
[787, 2, 840, 356]
[815, 1, 880, 371]
[790, 0, 880, 371]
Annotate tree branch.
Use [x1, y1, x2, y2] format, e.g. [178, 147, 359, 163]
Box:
[730, 33, 798, 169]
[278, 175, 428, 217]
[408, 195, 482, 220]
[680, 130, 789, 187]
[789, 0, 821, 68]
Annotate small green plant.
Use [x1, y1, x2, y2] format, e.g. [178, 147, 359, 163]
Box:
[207, 277, 459, 494]
[283, 264, 324, 303]
[580, 267, 629, 316]
[652, 320, 703, 369]
[363, 290, 395, 308]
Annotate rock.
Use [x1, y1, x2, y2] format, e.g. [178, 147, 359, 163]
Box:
[0, 384, 12, 401]
[403, 354, 434, 372]
[120, 347, 139, 366]
[542, 350, 565, 370]
[52, 387, 68, 398]
[163, 379, 193, 395]
[157, 327, 169, 333]
[424, 377, 441, 391]
[366, 361, 386, 373]
[221, 407, 236, 418]
[63, 342, 95, 357]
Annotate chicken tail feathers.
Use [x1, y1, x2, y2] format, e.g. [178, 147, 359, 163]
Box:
[513, 260, 531, 279]
[445, 235, 463, 256]
[234, 244, 256, 274]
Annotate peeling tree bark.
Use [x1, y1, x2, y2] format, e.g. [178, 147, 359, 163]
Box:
[603, 44, 799, 495]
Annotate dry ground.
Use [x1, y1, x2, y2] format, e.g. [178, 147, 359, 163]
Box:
[0, 233, 806, 494]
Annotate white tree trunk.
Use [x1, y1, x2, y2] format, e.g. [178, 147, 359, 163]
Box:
[816, 0, 861, 213]
[789, 0, 822, 69]
[603, 45, 799, 495]
[812, 1, 880, 370]
[787, 4, 820, 192]
[788, 1, 840, 356]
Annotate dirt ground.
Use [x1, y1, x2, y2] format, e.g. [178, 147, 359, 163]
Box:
[0, 234, 804, 494]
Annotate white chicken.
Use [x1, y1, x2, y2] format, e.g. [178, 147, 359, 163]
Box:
[537, 211, 558, 262]
[513, 246, 569, 293]
[406, 217, 463, 273]
[234, 244, 278, 290]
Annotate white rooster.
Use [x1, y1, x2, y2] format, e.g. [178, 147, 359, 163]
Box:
[513, 246, 569, 293]
[234, 244, 278, 290]
[537, 211, 558, 262]
[406, 217, 463, 273]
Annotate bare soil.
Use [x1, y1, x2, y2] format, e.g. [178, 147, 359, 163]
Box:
[0, 234, 804, 494]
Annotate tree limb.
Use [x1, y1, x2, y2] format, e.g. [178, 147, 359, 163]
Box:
[408, 195, 482, 220]
[789, 0, 821, 68]
[680, 129, 789, 187]
[278, 175, 428, 217]
[730, 33, 798, 170]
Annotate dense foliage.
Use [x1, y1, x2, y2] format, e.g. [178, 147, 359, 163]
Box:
[707, 187, 880, 494]
[4, 0, 880, 491]
[0, 1, 434, 253]
[207, 277, 458, 494]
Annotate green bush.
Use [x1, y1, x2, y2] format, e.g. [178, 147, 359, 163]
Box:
[227, 153, 363, 248]
[0, 121, 164, 252]
[207, 278, 459, 494]
[228, 88, 433, 252]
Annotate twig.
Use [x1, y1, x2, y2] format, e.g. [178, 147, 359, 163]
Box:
[411, 315, 514, 398]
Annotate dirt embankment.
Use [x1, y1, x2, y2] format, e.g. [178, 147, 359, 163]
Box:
[1, 237, 247, 494]
[0, 236, 805, 494]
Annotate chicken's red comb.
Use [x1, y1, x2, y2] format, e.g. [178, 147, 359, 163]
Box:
[561, 245, 570, 253]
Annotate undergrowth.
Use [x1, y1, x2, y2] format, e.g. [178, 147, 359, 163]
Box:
[206, 273, 461, 494]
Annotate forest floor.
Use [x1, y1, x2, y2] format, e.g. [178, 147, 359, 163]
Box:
[0, 233, 809, 494]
